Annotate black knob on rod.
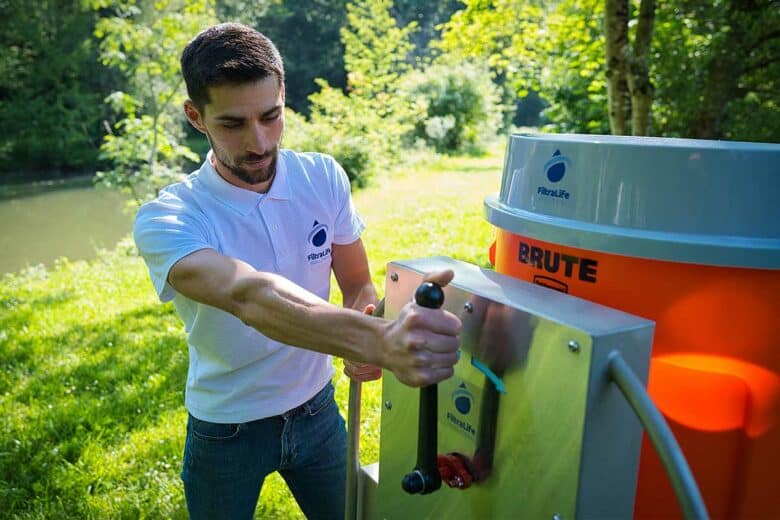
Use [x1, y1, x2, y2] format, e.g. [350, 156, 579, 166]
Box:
[414, 281, 444, 309]
[401, 281, 444, 495]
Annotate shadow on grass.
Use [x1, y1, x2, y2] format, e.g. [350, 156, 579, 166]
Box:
[0, 303, 188, 516]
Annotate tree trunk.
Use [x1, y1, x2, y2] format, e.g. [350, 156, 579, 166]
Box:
[689, 56, 741, 139]
[605, 0, 630, 135]
[627, 0, 655, 136]
[689, 1, 749, 139]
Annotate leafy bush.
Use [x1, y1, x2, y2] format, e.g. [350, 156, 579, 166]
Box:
[402, 62, 504, 154]
[283, 106, 374, 188]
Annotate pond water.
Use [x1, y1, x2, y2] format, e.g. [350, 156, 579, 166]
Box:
[0, 180, 133, 275]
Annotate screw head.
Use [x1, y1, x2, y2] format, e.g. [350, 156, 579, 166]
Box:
[390, 272, 399, 282]
[464, 302, 474, 313]
[384, 400, 392, 410]
[567, 340, 580, 353]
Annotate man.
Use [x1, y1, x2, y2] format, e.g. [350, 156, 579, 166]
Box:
[133, 22, 461, 519]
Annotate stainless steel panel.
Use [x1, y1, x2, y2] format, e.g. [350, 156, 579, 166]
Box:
[358, 463, 380, 519]
[367, 257, 653, 519]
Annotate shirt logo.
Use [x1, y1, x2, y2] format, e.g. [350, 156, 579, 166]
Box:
[306, 220, 331, 265]
[308, 220, 328, 247]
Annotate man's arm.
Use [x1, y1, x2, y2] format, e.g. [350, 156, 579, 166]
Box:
[331, 239, 383, 382]
[331, 238, 377, 311]
[167, 247, 460, 387]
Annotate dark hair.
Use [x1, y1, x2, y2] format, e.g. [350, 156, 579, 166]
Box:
[181, 23, 284, 110]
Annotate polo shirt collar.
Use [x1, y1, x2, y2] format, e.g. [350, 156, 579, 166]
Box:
[198, 150, 291, 215]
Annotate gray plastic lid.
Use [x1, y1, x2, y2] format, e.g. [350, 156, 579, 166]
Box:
[484, 134, 780, 269]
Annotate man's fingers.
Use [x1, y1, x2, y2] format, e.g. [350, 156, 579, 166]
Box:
[411, 331, 460, 354]
[344, 359, 382, 382]
[398, 365, 455, 387]
[405, 352, 459, 373]
[347, 364, 380, 375]
[410, 307, 462, 336]
[432, 350, 460, 368]
[346, 371, 381, 383]
[422, 269, 455, 288]
[429, 366, 455, 383]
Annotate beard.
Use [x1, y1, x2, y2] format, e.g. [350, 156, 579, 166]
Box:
[207, 133, 279, 187]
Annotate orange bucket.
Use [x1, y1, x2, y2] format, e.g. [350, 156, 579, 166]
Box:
[485, 134, 780, 518]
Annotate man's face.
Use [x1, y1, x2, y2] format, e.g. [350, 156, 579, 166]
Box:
[184, 77, 285, 192]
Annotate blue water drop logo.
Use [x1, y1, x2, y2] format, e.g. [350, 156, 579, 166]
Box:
[308, 220, 328, 247]
[544, 149, 570, 183]
[452, 383, 472, 415]
[312, 229, 326, 247]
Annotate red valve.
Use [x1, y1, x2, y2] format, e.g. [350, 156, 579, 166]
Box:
[437, 453, 476, 490]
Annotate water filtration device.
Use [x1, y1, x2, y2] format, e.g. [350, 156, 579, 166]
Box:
[485, 134, 780, 518]
[347, 134, 780, 519]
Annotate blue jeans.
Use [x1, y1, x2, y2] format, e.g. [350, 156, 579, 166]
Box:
[181, 382, 347, 520]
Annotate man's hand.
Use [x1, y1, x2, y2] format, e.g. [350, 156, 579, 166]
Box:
[344, 303, 383, 382]
[379, 270, 461, 387]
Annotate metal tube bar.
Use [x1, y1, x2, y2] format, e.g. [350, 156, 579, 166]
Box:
[345, 379, 361, 520]
[345, 299, 384, 520]
[607, 351, 709, 520]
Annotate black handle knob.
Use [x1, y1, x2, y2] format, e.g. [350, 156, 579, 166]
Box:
[402, 281, 444, 495]
[401, 470, 425, 494]
[414, 282, 444, 309]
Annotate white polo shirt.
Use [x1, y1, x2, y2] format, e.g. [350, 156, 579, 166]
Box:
[134, 149, 365, 423]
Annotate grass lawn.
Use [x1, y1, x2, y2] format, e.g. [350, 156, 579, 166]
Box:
[0, 143, 505, 518]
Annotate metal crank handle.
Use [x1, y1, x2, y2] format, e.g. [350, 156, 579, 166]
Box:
[401, 281, 445, 495]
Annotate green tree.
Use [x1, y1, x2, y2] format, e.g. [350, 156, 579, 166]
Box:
[653, 0, 780, 141]
[605, 0, 655, 135]
[390, 0, 463, 60]
[533, 0, 610, 134]
[0, 0, 112, 178]
[437, 0, 611, 134]
[92, 0, 216, 206]
[436, 0, 780, 141]
[285, 0, 420, 187]
[434, 0, 566, 131]
[341, 0, 417, 105]
[216, 0, 349, 115]
[435, 1, 546, 101]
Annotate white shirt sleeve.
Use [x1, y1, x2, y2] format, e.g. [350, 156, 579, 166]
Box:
[133, 190, 213, 302]
[328, 157, 366, 245]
